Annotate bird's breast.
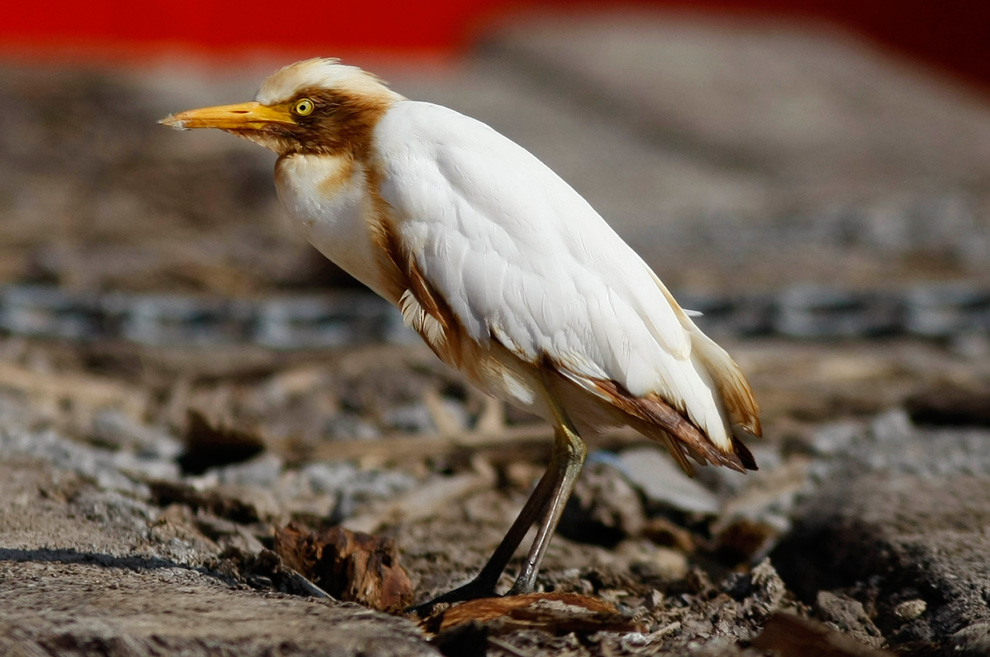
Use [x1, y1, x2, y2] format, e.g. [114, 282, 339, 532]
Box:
[275, 153, 392, 299]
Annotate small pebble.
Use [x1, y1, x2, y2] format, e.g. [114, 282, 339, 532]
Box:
[894, 598, 927, 620]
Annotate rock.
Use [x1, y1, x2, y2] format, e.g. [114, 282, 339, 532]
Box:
[325, 412, 381, 440]
[752, 612, 895, 657]
[906, 383, 990, 428]
[868, 408, 914, 445]
[381, 403, 436, 434]
[615, 447, 720, 515]
[773, 473, 990, 653]
[816, 591, 885, 649]
[892, 599, 927, 622]
[809, 421, 862, 456]
[722, 559, 787, 623]
[816, 409, 990, 478]
[618, 540, 689, 582]
[948, 623, 990, 655]
[713, 518, 781, 565]
[179, 408, 266, 475]
[90, 408, 184, 459]
[211, 452, 284, 488]
[282, 462, 418, 524]
[776, 285, 900, 338]
[299, 461, 363, 494]
[640, 516, 695, 553]
[711, 456, 809, 544]
[0, 424, 148, 496]
[559, 461, 644, 546]
[112, 449, 182, 481]
[905, 285, 990, 338]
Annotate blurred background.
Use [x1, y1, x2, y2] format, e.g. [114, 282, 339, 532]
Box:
[2, 0, 990, 543]
[2, 0, 989, 302]
[2, 3, 990, 653]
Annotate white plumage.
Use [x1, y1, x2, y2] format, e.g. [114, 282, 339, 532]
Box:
[161, 58, 761, 605]
[372, 100, 737, 449]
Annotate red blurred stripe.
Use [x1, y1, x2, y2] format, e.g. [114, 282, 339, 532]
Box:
[2, 0, 493, 52]
[3, 0, 989, 89]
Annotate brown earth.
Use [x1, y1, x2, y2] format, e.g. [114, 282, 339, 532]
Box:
[2, 10, 990, 657]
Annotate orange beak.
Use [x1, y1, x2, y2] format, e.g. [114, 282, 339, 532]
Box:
[159, 101, 295, 131]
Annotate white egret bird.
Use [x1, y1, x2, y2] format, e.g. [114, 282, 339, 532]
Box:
[160, 58, 761, 608]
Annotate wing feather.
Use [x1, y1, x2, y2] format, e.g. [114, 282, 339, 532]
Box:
[372, 101, 759, 461]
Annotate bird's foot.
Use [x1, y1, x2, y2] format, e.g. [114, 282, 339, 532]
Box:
[505, 567, 537, 597]
[406, 577, 500, 617]
[505, 581, 535, 597]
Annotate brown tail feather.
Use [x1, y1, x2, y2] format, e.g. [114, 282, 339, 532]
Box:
[650, 273, 762, 437]
[632, 418, 753, 476]
[731, 434, 758, 471]
[650, 428, 695, 476]
[587, 379, 755, 475]
[552, 365, 757, 475]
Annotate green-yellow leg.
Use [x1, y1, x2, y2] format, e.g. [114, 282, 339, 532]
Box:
[408, 375, 587, 612]
[508, 381, 587, 594]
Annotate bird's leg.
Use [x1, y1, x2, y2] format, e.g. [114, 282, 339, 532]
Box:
[407, 451, 562, 611]
[507, 378, 587, 594]
[408, 375, 586, 613]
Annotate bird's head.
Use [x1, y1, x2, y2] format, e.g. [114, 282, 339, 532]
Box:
[160, 58, 403, 156]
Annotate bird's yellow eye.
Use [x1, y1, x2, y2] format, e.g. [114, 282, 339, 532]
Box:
[293, 98, 315, 116]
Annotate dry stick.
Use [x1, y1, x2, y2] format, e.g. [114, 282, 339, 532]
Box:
[0, 361, 147, 418]
[487, 637, 533, 657]
[281, 425, 650, 467]
[343, 459, 498, 534]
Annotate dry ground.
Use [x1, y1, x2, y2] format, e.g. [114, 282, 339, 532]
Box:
[2, 11, 990, 657]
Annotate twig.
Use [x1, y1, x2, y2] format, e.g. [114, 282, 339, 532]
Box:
[284, 568, 332, 599]
[488, 637, 533, 657]
[343, 460, 497, 534]
[285, 425, 649, 467]
[0, 361, 147, 417]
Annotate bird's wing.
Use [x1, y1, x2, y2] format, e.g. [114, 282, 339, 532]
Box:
[372, 102, 759, 467]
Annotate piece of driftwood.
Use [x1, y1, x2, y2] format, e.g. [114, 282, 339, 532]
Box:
[274, 522, 414, 612]
[418, 592, 645, 636]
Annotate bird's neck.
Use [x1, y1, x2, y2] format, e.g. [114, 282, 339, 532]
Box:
[275, 153, 393, 299]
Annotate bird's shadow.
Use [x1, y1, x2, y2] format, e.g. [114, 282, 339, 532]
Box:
[0, 547, 233, 585]
[0, 546, 331, 599]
